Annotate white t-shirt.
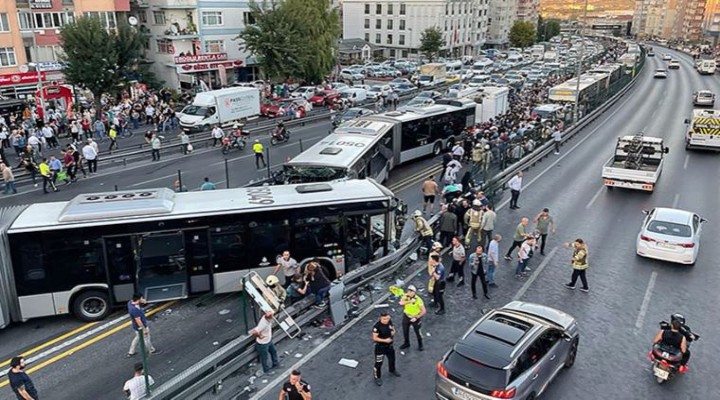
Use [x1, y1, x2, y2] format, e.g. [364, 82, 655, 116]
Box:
[82, 144, 98, 160]
[508, 175, 522, 191]
[252, 316, 273, 344]
[123, 375, 155, 400]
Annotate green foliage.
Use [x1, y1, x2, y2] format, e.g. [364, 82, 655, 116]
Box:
[509, 21, 536, 49]
[419, 27, 443, 62]
[59, 16, 149, 103]
[236, 0, 340, 83]
[538, 17, 561, 42]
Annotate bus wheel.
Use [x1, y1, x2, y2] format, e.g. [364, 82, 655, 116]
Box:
[432, 142, 443, 156]
[73, 291, 111, 322]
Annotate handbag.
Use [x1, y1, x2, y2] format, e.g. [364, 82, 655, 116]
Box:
[187, 143, 194, 152]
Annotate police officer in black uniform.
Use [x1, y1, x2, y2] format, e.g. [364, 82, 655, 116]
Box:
[372, 312, 401, 386]
[279, 370, 312, 400]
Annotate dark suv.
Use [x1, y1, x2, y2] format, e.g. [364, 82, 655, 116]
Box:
[435, 301, 579, 400]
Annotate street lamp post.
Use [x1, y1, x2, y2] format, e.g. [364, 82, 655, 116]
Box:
[573, 0, 589, 123]
[28, 63, 45, 124]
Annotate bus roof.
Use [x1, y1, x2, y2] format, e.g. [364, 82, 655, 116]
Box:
[7, 180, 393, 233]
[369, 103, 465, 123]
[286, 129, 387, 168]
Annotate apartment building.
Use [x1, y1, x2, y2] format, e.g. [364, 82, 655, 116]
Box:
[516, 0, 539, 26]
[486, 0, 517, 47]
[342, 0, 490, 60]
[634, 0, 705, 42]
[672, 0, 705, 42]
[703, 0, 720, 40]
[0, 0, 130, 98]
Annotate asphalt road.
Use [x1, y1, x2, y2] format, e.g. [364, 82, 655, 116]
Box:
[246, 49, 720, 400]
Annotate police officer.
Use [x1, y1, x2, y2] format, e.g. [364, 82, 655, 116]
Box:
[372, 312, 401, 386]
[253, 139, 266, 169]
[430, 254, 447, 315]
[398, 285, 426, 351]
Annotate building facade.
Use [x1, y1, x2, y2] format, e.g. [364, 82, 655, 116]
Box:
[703, 0, 720, 41]
[516, 0, 539, 26]
[0, 0, 131, 98]
[486, 0, 517, 47]
[634, 0, 705, 42]
[342, 0, 489, 60]
[672, 0, 706, 42]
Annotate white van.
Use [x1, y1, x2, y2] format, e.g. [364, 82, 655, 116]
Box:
[340, 88, 368, 106]
[471, 59, 494, 72]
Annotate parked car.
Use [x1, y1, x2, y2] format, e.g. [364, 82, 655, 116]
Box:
[330, 82, 350, 92]
[340, 68, 364, 81]
[308, 89, 341, 106]
[436, 301, 579, 400]
[415, 90, 443, 100]
[339, 88, 368, 106]
[331, 107, 375, 128]
[291, 86, 317, 100]
[367, 84, 392, 99]
[392, 83, 418, 96]
[389, 78, 413, 90]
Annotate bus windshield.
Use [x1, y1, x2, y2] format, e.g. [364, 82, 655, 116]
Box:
[282, 165, 349, 183]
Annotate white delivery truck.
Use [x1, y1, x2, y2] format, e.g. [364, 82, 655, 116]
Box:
[180, 87, 260, 132]
[684, 108, 720, 150]
[417, 63, 448, 87]
[601, 134, 669, 193]
[476, 86, 509, 123]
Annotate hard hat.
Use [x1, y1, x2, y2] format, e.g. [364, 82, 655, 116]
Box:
[475, 143, 483, 148]
[413, 210, 422, 217]
[473, 199, 482, 207]
[407, 285, 417, 292]
[255, 139, 260, 143]
[265, 275, 280, 286]
[432, 241, 443, 249]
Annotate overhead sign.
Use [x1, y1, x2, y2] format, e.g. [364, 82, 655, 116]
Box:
[174, 53, 228, 64]
[30, 0, 53, 9]
[592, 24, 623, 30]
[0, 72, 47, 87]
[36, 61, 64, 72]
[175, 59, 243, 74]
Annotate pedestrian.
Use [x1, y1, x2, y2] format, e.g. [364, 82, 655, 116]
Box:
[411, 210, 433, 252]
[200, 177, 216, 190]
[38, 158, 57, 194]
[273, 250, 300, 288]
[306, 261, 331, 308]
[278, 370, 312, 400]
[533, 208, 556, 256]
[486, 234, 501, 288]
[150, 134, 161, 161]
[94, 119, 105, 141]
[563, 238, 589, 292]
[178, 131, 190, 155]
[253, 139, 266, 169]
[372, 312, 401, 386]
[8, 356, 39, 400]
[82, 140, 98, 174]
[552, 127, 562, 154]
[173, 179, 187, 192]
[508, 171, 523, 209]
[430, 254, 447, 315]
[438, 205, 457, 246]
[464, 200, 484, 248]
[287, 274, 309, 305]
[427, 241, 443, 306]
[108, 125, 119, 152]
[448, 236, 466, 286]
[442, 150, 453, 171]
[1, 163, 17, 194]
[504, 217, 529, 260]
[468, 245, 490, 300]
[451, 141, 465, 161]
[250, 310, 281, 374]
[480, 205, 496, 250]
[127, 293, 160, 358]
[211, 125, 224, 147]
[123, 362, 155, 400]
[515, 236, 534, 279]
[398, 285, 426, 350]
[421, 175, 439, 214]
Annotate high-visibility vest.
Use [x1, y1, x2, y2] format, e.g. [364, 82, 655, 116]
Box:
[253, 143, 263, 154]
[403, 295, 424, 317]
[466, 209, 483, 229]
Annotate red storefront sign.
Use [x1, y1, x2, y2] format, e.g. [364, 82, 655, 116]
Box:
[0, 72, 48, 86]
[174, 53, 228, 64]
[175, 60, 244, 74]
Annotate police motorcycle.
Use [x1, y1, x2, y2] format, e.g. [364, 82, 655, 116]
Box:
[648, 314, 699, 384]
[270, 122, 290, 145]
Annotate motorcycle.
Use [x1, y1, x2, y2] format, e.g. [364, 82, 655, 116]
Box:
[648, 319, 699, 384]
[270, 128, 290, 145]
[221, 136, 246, 155]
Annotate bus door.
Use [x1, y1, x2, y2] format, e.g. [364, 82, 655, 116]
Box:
[135, 231, 188, 302]
[184, 229, 212, 295]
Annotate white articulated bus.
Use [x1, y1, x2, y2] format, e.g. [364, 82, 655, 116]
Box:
[0, 180, 397, 327]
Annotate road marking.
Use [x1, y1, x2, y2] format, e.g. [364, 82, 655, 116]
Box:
[129, 173, 179, 187]
[672, 193, 680, 208]
[585, 186, 604, 209]
[208, 134, 326, 167]
[497, 90, 636, 210]
[0, 301, 175, 385]
[0, 322, 98, 369]
[634, 271, 658, 330]
[683, 154, 689, 169]
[512, 246, 560, 301]
[388, 164, 443, 192]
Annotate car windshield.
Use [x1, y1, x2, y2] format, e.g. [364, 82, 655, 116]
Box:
[647, 221, 692, 237]
[182, 105, 209, 117]
[445, 351, 508, 390]
[698, 92, 712, 98]
[369, 87, 382, 93]
[340, 109, 361, 118]
[417, 91, 434, 98]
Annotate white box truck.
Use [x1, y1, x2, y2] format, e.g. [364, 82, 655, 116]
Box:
[477, 86, 509, 123]
[601, 134, 669, 193]
[417, 63, 447, 87]
[180, 87, 260, 132]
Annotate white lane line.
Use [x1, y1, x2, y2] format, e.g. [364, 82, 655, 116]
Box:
[585, 186, 605, 209]
[497, 91, 636, 210]
[208, 134, 326, 167]
[683, 154, 689, 169]
[672, 193, 680, 208]
[129, 173, 178, 187]
[634, 271, 658, 330]
[513, 246, 559, 301]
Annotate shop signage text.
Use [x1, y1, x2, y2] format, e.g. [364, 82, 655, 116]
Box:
[0, 72, 48, 87]
[174, 53, 228, 64]
[175, 60, 243, 74]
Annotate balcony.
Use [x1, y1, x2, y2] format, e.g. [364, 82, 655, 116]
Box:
[157, 0, 197, 9]
[131, 0, 149, 8]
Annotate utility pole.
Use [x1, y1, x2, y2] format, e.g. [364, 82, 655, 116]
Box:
[573, 0, 589, 123]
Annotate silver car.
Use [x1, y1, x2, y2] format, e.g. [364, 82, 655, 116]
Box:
[436, 302, 579, 400]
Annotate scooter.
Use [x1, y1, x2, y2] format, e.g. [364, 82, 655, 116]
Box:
[648, 319, 699, 384]
[221, 136, 246, 155]
[270, 129, 290, 145]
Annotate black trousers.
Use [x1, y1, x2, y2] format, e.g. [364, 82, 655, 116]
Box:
[42, 175, 57, 193]
[471, 271, 488, 299]
[506, 240, 523, 257]
[510, 189, 520, 208]
[373, 344, 396, 379]
[152, 149, 160, 161]
[87, 159, 97, 173]
[482, 230, 493, 250]
[569, 269, 588, 289]
[433, 281, 446, 311]
[255, 153, 266, 168]
[449, 260, 465, 281]
[401, 314, 423, 347]
[440, 231, 454, 247]
[539, 233, 548, 254]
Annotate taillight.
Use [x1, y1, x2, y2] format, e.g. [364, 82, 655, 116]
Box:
[659, 359, 672, 367]
[436, 361, 448, 378]
[679, 243, 695, 248]
[640, 235, 656, 242]
[490, 388, 516, 399]
[648, 351, 655, 361]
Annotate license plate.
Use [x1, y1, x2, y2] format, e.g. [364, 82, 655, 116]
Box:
[657, 242, 675, 249]
[450, 387, 481, 400]
[654, 367, 669, 380]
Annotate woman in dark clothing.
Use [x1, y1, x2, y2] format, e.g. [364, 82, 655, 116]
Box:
[305, 261, 331, 308]
[461, 171, 473, 193]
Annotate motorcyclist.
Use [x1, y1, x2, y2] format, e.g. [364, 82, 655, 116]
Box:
[653, 316, 689, 365]
[274, 122, 287, 141]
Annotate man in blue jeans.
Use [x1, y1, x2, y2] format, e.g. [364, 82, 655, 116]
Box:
[250, 310, 281, 374]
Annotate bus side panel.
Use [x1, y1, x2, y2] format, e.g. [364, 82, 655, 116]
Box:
[0, 206, 30, 327]
[213, 270, 245, 294]
[18, 294, 57, 320]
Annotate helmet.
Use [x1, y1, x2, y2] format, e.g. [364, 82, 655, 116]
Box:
[472, 200, 482, 207]
[432, 241, 443, 249]
[670, 313, 686, 326]
[278, 121, 285, 127]
[412, 210, 422, 217]
[266, 275, 280, 286]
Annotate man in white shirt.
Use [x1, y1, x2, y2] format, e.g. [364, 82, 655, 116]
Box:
[487, 235, 501, 287]
[451, 143, 465, 161]
[211, 125, 224, 147]
[250, 310, 280, 374]
[552, 128, 562, 155]
[144, 105, 155, 125]
[82, 140, 98, 174]
[123, 362, 155, 400]
[508, 172, 523, 209]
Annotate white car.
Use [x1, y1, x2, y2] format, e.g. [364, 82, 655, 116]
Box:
[653, 69, 668, 79]
[662, 54, 672, 61]
[367, 84, 392, 99]
[693, 90, 715, 106]
[340, 69, 364, 81]
[668, 60, 680, 69]
[636, 208, 705, 265]
[291, 86, 317, 100]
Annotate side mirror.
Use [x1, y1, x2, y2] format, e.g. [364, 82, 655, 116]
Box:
[700, 218, 707, 223]
[684, 118, 691, 124]
[642, 209, 649, 215]
[664, 147, 670, 154]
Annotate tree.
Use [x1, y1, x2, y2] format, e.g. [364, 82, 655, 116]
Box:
[419, 27, 443, 62]
[60, 16, 148, 114]
[509, 21, 536, 49]
[538, 18, 561, 42]
[284, 0, 340, 83]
